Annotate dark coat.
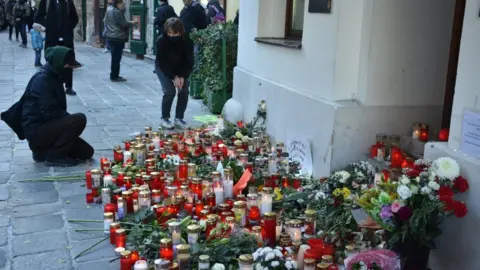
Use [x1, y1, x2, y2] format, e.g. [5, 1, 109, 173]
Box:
[180, 1, 207, 35]
[154, 2, 177, 31]
[155, 33, 194, 79]
[34, 0, 78, 48]
[1, 46, 70, 141]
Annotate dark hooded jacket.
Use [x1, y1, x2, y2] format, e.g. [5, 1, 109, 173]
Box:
[1, 46, 71, 141]
[34, 0, 78, 48]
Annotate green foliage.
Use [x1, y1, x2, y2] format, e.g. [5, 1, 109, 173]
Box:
[190, 23, 238, 110]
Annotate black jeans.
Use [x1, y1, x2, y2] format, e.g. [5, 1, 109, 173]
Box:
[109, 40, 125, 79]
[34, 49, 42, 66]
[155, 66, 189, 120]
[28, 113, 94, 160]
[16, 21, 27, 45]
[9, 23, 19, 40]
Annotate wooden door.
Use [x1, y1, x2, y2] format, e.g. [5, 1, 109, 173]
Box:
[442, 0, 466, 128]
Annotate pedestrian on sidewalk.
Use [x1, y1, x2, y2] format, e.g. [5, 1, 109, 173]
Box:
[13, 0, 30, 47]
[5, 0, 19, 41]
[30, 22, 45, 67]
[102, 0, 113, 53]
[1, 46, 94, 167]
[180, 0, 207, 36]
[104, 0, 136, 82]
[154, 0, 177, 31]
[35, 0, 80, 95]
[206, 0, 225, 24]
[155, 18, 193, 129]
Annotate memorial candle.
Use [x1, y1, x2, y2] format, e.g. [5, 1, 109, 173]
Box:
[85, 170, 92, 189]
[264, 212, 277, 247]
[133, 260, 148, 270]
[103, 212, 114, 235]
[179, 160, 188, 179]
[120, 250, 132, 270]
[109, 222, 120, 244]
[213, 182, 224, 206]
[261, 187, 273, 215]
[169, 222, 181, 246]
[116, 228, 127, 248]
[159, 238, 174, 261]
[238, 254, 254, 270]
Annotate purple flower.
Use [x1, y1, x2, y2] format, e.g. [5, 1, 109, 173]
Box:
[380, 205, 393, 220]
[397, 207, 413, 221]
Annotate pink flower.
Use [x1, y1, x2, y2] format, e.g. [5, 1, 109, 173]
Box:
[391, 201, 402, 213]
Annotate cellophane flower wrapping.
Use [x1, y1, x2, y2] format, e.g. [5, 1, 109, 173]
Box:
[344, 249, 401, 270]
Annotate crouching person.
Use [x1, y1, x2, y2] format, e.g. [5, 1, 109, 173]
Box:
[1, 46, 94, 167]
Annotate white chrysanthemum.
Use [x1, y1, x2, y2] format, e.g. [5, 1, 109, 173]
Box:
[290, 261, 298, 269]
[273, 249, 283, 258]
[252, 252, 259, 261]
[415, 176, 421, 183]
[285, 247, 293, 254]
[285, 261, 293, 269]
[428, 181, 440, 191]
[397, 185, 412, 200]
[334, 171, 351, 183]
[410, 185, 419, 195]
[263, 247, 273, 253]
[315, 192, 326, 200]
[212, 263, 225, 270]
[234, 140, 242, 146]
[400, 176, 410, 185]
[265, 251, 275, 261]
[429, 172, 437, 182]
[432, 157, 460, 181]
[255, 264, 263, 270]
[421, 186, 432, 195]
[242, 136, 250, 143]
[271, 261, 280, 267]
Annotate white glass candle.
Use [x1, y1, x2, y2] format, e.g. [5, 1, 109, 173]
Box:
[198, 254, 210, 270]
[268, 153, 277, 174]
[123, 151, 132, 164]
[134, 260, 148, 270]
[152, 136, 161, 151]
[133, 199, 139, 213]
[297, 244, 310, 270]
[117, 198, 125, 220]
[139, 191, 151, 209]
[276, 222, 282, 241]
[103, 213, 114, 234]
[169, 222, 182, 245]
[224, 180, 233, 199]
[103, 174, 113, 187]
[214, 185, 224, 206]
[247, 193, 258, 210]
[261, 188, 273, 215]
[290, 220, 303, 243]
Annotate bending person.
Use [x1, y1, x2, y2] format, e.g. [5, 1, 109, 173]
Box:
[1, 46, 94, 167]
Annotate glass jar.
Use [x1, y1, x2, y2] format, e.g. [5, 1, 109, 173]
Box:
[264, 212, 277, 247]
[247, 193, 258, 210]
[191, 178, 202, 201]
[289, 219, 303, 242]
[205, 192, 216, 207]
[154, 259, 171, 270]
[205, 218, 217, 238]
[159, 238, 174, 261]
[170, 262, 179, 270]
[169, 221, 182, 246]
[304, 258, 316, 270]
[134, 144, 146, 166]
[226, 216, 235, 232]
[103, 212, 114, 235]
[176, 244, 190, 270]
[419, 124, 429, 142]
[167, 186, 178, 202]
[390, 144, 404, 168]
[239, 153, 248, 167]
[317, 263, 330, 270]
[268, 153, 277, 174]
[238, 254, 254, 270]
[122, 190, 134, 213]
[150, 189, 160, 204]
[120, 250, 132, 270]
[91, 169, 101, 188]
[139, 191, 151, 209]
[179, 160, 188, 179]
[116, 228, 127, 248]
[117, 197, 126, 220]
[248, 206, 261, 227]
[370, 134, 387, 161]
[412, 123, 421, 139]
[133, 260, 148, 270]
[109, 222, 120, 244]
[213, 181, 224, 206]
[198, 255, 210, 270]
[233, 201, 247, 227]
[251, 226, 263, 247]
[304, 209, 316, 238]
[261, 187, 273, 215]
[187, 224, 201, 246]
[187, 163, 196, 177]
[280, 152, 290, 173]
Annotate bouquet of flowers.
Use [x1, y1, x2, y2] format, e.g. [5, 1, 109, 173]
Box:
[252, 246, 298, 270]
[357, 157, 469, 248]
[329, 161, 376, 192]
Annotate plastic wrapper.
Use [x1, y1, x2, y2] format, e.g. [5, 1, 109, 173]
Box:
[344, 249, 401, 270]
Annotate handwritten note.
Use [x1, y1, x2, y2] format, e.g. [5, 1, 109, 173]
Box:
[460, 110, 480, 159]
[286, 138, 313, 176]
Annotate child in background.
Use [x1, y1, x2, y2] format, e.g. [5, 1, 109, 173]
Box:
[30, 23, 45, 67]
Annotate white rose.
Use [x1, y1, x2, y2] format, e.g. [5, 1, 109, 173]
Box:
[255, 264, 263, 270]
[428, 181, 440, 191]
[421, 186, 432, 194]
[271, 261, 280, 267]
[410, 185, 419, 195]
[242, 136, 250, 143]
[235, 131, 243, 139]
[397, 185, 412, 200]
[400, 176, 410, 185]
[415, 176, 421, 183]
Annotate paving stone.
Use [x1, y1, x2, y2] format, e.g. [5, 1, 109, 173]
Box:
[12, 249, 72, 270]
[0, 202, 7, 211]
[12, 214, 64, 235]
[0, 214, 10, 227]
[12, 163, 52, 175]
[0, 227, 7, 246]
[0, 249, 6, 268]
[0, 185, 9, 201]
[70, 237, 116, 263]
[77, 258, 120, 270]
[11, 202, 62, 218]
[56, 183, 88, 199]
[12, 230, 68, 256]
[9, 189, 59, 206]
[10, 182, 55, 194]
[0, 163, 10, 172]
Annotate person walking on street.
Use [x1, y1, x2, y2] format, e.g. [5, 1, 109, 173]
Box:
[13, 0, 30, 47]
[206, 0, 225, 24]
[179, 0, 207, 36]
[154, 0, 177, 31]
[1, 46, 94, 167]
[5, 0, 19, 41]
[155, 18, 193, 129]
[30, 22, 45, 67]
[35, 0, 79, 95]
[102, 0, 113, 53]
[104, 0, 135, 82]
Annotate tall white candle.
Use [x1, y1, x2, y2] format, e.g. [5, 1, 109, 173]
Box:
[123, 151, 132, 164]
[214, 186, 224, 205]
[169, 222, 182, 245]
[297, 244, 310, 270]
[152, 137, 161, 151]
[224, 180, 233, 199]
[103, 174, 113, 187]
[261, 193, 273, 215]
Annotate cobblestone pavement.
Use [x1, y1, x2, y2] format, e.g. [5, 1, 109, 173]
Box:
[0, 31, 209, 270]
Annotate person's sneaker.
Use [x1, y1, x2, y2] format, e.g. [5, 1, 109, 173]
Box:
[65, 88, 77, 96]
[32, 152, 46, 162]
[174, 118, 188, 129]
[111, 77, 127, 82]
[161, 118, 174, 129]
[19, 44, 27, 48]
[103, 48, 109, 53]
[34, 64, 42, 67]
[45, 157, 79, 167]
[73, 61, 83, 68]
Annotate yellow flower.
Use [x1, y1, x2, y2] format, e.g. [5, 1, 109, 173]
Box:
[342, 187, 351, 199]
[333, 188, 343, 197]
[235, 131, 243, 139]
[274, 188, 283, 201]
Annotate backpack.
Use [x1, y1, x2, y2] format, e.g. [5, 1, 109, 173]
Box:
[211, 5, 225, 24]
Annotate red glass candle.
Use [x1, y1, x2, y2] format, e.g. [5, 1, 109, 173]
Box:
[205, 218, 217, 238]
[401, 157, 415, 169]
[248, 206, 261, 227]
[159, 238, 174, 261]
[86, 193, 94, 203]
[116, 172, 125, 187]
[85, 170, 92, 189]
[390, 146, 404, 168]
[122, 191, 134, 213]
[382, 169, 390, 182]
[271, 174, 280, 188]
[184, 202, 193, 214]
[206, 192, 216, 207]
[370, 134, 386, 160]
[419, 124, 429, 142]
[282, 177, 289, 188]
[130, 250, 140, 265]
[225, 198, 234, 209]
[195, 202, 204, 217]
[120, 250, 132, 270]
[115, 228, 126, 247]
[263, 174, 273, 188]
[304, 248, 317, 260]
[264, 212, 276, 247]
[113, 149, 123, 163]
[323, 244, 335, 256]
[438, 128, 449, 142]
[109, 222, 120, 244]
[308, 238, 324, 251]
[124, 177, 133, 190]
[292, 177, 302, 189]
[104, 203, 116, 219]
[124, 141, 131, 151]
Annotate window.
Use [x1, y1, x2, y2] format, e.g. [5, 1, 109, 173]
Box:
[285, 0, 305, 38]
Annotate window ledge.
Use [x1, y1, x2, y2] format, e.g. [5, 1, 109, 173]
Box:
[254, 37, 302, 49]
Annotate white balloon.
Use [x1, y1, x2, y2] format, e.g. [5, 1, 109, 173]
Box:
[221, 98, 244, 123]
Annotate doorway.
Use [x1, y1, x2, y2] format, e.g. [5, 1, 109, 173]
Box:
[442, 0, 466, 128]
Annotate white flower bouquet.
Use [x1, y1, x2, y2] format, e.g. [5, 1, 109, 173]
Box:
[252, 246, 297, 270]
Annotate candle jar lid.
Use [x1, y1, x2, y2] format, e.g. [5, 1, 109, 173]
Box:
[224, 167, 232, 173]
[375, 133, 387, 142]
[200, 209, 210, 216]
[160, 238, 172, 248]
[170, 262, 179, 270]
[104, 212, 114, 219]
[167, 186, 178, 192]
[238, 254, 253, 264]
[304, 258, 316, 266]
[116, 228, 126, 235]
[187, 224, 201, 234]
[145, 126, 153, 131]
[252, 226, 262, 233]
[199, 254, 210, 263]
[168, 221, 181, 229]
[218, 203, 230, 211]
[206, 214, 219, 221]
[290, 219, 303, 228]
[122, 190, 133, 197]
[191, 178, 202, 184]
[225, 216, 235, 223]
[317, 262, 330, 270]
[236, 194, 246, 200]
[90, 169, 101, 175]
[322, 255, 333, 264]
[134, 144, 145, 150]
[420, 124, 429, 130]
[206, 218, 217, 225]
[264, 212, 276, 220]
[124, 176, 132, 182]
[305, 209, 316, 217]
[262, 187, 273, 194]
[279, 232, 290, 241]
[233, 201, 247, 209]
[150, 171, 160, 177]
[118, 171, 126, 176]
[139, 191, 150, 198]
[142, 175, 151, 181]
[176, 244, 190, 254]
[247, 193, 258, 200]
[155, 259, 171, 268]
[110, 222, 121, 229]
[120, 250, 131, 258]
[117, 197, 124, 203]
[212, 171, 221, 177]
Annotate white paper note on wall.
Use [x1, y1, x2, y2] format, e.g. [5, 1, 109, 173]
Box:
[286, 137, 313, 176]
[460, 110, 480, 159]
